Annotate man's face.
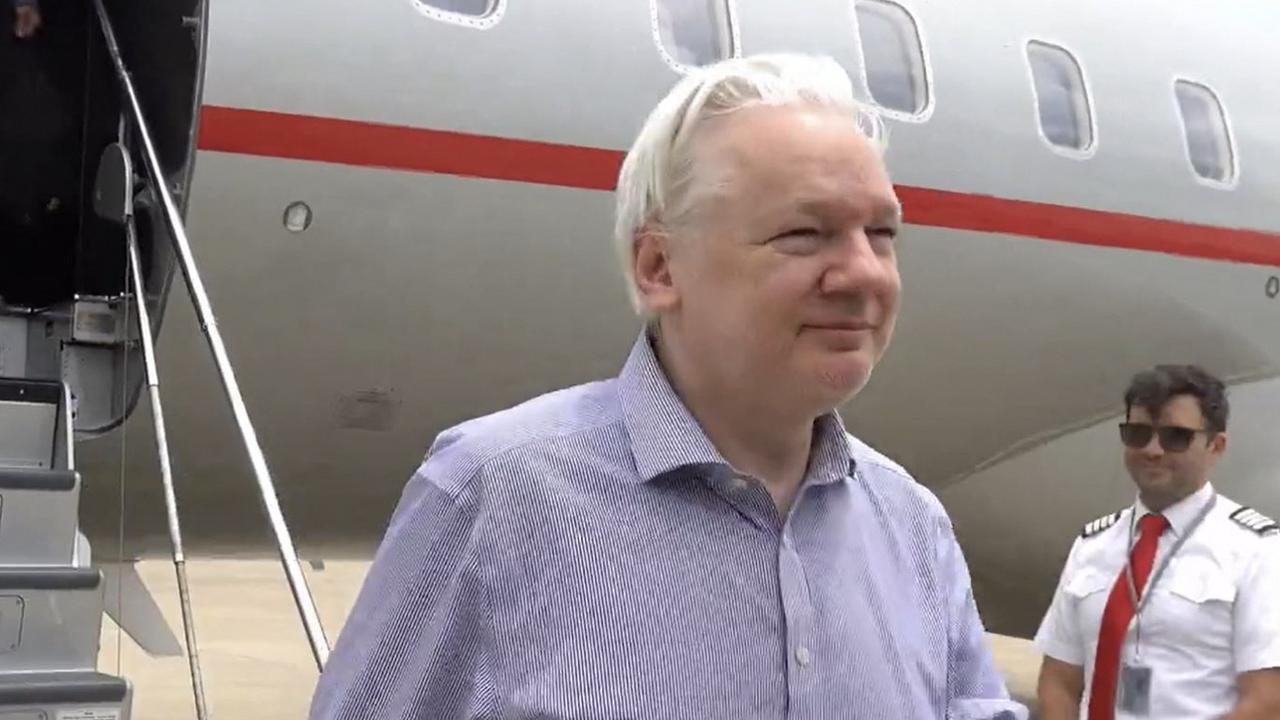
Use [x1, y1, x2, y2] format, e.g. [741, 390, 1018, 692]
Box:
[1122, 395, 1226, 510]
[651, 104, 901, 416]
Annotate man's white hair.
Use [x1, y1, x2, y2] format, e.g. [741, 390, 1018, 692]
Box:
[613, 53, 887, 312]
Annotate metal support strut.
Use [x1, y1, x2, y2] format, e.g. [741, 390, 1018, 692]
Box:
[92, 0, 330, 669]
[126, 218, 212, 720]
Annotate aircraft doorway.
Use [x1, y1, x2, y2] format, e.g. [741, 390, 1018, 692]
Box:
[0, 0, 203, 313]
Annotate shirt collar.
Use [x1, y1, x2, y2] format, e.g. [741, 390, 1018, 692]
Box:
[1135, 481, 1215, 537]
[617, 329, 855, 485]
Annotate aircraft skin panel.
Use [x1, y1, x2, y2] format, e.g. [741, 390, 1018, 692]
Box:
[199, 0, 673, 151]
[190, 106, 1280, 261]
[195, 0, 1280, 229]
[942, 374, 1280, 636]
[74, 0, 1280, 637]
[80, 150, 1280, 595]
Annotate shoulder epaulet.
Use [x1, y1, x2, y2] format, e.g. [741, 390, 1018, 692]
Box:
[1228, 507, 1280, 536]
[1081, 510, 1124, 539]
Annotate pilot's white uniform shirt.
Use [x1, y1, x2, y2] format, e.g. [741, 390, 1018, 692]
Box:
[1034, 482, 1280, 719]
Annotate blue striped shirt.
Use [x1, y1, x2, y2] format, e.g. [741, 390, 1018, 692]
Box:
[309, 331, 1026, 719]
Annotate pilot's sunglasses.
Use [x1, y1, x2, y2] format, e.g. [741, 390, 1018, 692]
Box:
[1118, 422, 1208, 452]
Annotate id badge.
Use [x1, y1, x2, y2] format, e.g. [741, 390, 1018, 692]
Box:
[1117, 663, 1153, 716]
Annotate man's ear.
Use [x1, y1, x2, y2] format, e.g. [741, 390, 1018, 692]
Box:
[632, 224, 680, 314]
[1209, 431, 1227, 458]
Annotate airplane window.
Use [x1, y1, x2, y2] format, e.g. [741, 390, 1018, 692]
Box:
[417, 0, 496, 18]
[855, 0, 929, 115]
[1026, 41, 1093, 152]
[652, 0, 735, 70]
[1174, 80, 1235, 184]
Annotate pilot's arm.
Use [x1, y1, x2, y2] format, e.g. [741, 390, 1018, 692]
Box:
[1034, 538, 1086, 720]
[940, 517, 1030, 720]
[307, 466, 497, 720]
[1226, 537, 1280, 720]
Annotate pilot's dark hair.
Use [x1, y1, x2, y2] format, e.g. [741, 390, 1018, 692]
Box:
[1124, 364, 1229, 434]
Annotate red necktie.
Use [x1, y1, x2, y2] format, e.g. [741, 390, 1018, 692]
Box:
[1088, 513, 1169, 720]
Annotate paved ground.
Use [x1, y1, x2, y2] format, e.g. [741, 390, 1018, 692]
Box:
[98, 557, 1043, 719]
[97, 557, 361, 720]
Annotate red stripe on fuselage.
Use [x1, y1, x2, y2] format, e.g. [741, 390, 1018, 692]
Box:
[197, 105, 1280, 267]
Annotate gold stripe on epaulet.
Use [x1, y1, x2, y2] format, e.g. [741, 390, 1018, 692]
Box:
[1081, 510, 1123, 539]
[1230, 507, 1280, 536]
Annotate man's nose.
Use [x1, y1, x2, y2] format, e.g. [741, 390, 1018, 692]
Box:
[820, 230, 896, 296]
[1141, 433, 1165, 457]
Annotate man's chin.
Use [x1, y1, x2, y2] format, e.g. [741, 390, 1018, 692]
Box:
[810, 354, 875, 405]
[1134, 475, 1181, 508]
[1137, 467, 1172, 484]
[1135, 474, 1168, 491]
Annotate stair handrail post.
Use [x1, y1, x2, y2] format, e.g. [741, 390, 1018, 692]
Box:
[125, 216, 214, 718]
[91, 0, 330, 669]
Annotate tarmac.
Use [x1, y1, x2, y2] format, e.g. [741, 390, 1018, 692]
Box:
[98, 557, 1043, 719]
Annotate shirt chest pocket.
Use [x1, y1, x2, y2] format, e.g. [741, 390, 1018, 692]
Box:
[1146, 567, 1236, 652]
[1066, 568, 1114, 639]
[1066, 569, 1112, 597]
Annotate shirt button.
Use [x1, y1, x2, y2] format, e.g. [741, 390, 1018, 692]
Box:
[729, 476, 749, 491]
[795, 646, 811, 667]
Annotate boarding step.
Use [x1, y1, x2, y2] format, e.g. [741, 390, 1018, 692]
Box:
[0, 569, 104, 674]
[0, 470, 81, 566]
[0, 671, 131, 719]
[0, 379, 62, 471]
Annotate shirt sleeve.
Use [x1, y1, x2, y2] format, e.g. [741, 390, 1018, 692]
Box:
[940, 516, 1030, 720]
[308, 468, 498, 720]
[1234, 535, 1280, 673]
[1033, 538, 1086, 666]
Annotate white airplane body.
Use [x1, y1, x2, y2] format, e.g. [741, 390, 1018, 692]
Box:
[63, 0, 1280, 639]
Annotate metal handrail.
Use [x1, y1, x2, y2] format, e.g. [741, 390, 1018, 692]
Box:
[126, 219, 212, 719]
[92, 0, 330, 669]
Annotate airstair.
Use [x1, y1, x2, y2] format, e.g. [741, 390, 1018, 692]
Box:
[0, 1, 330, 716]
[0, 373, 131, 718]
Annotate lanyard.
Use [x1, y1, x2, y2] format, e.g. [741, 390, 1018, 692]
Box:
[1124, 494, 1216, 655]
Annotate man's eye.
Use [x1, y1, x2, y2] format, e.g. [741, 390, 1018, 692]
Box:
[777, 228, 821, 239]
[869, 227, 898, 240]
[771, 229, 823, 254]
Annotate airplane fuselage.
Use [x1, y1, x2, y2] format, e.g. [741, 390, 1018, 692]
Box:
[76, 0, 1280, 637]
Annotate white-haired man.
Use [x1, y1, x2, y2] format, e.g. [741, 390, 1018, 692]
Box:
[310, 53, 1025, 720]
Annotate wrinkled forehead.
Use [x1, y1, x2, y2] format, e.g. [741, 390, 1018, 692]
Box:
[685, 105, 896, 213]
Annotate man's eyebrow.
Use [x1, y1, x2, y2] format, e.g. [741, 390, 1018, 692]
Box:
[789, 198, 903, 225]
[793, 199, 832, 216]
[871, 201, 903, 226]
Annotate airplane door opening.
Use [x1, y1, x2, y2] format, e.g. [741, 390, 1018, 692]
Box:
[0, 0, 204, 314]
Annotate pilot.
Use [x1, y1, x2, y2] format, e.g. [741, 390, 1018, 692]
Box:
[309, 53, 1025, 720]
[11, 0, 39, 38]
[1034, 364, 1280, 719]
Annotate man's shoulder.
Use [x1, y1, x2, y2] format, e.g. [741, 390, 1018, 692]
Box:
[419, 378, 623, 497]
[1215, 495, 1280, 542]
[1079, 508, 1127, 540]
[845, 433, 947, 519]
[846, 433, 912, 480]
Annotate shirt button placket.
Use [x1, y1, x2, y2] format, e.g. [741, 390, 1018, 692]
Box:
[778, 526, 817, 716]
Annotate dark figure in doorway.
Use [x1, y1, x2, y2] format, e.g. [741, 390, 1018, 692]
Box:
[0, 0, 84, 308]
